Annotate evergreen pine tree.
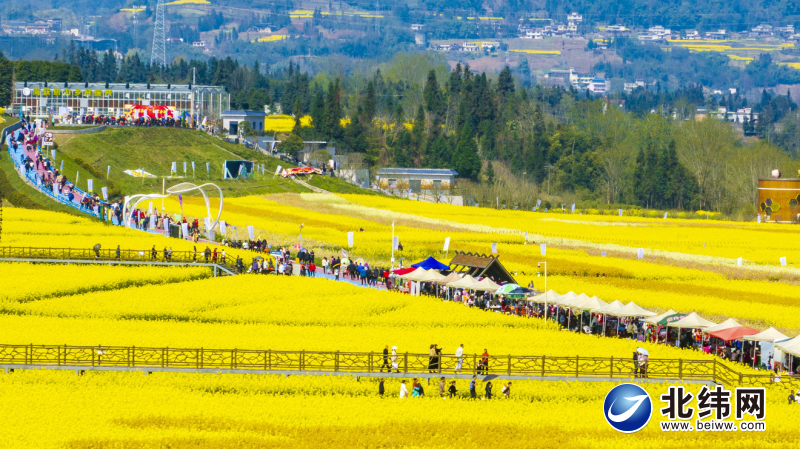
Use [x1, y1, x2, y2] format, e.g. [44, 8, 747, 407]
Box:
[452, 122, 481, 180]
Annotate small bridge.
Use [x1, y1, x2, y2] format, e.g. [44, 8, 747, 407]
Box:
[2, 344, 796, 388]
[0, 246, 237, 276]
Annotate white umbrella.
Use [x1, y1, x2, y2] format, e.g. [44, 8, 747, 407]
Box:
[636, 347, 649, 356]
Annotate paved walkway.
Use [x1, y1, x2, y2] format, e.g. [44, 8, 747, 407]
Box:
[10, 130, 88, 205]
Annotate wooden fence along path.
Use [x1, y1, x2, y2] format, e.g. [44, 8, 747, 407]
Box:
[1, 344, 797, 388]
[0, 246, 237, 275]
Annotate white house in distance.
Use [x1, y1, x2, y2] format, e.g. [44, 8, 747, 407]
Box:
[376, 168, 458, 195]
[221, 110, 267, 136]
[588, 78, 608, 94]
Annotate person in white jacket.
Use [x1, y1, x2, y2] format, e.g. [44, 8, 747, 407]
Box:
[399, 380, 408, 398]
[455, 344, 464, 374]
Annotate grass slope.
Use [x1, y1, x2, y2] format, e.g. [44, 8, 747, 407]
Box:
[55, 127, 310, 197]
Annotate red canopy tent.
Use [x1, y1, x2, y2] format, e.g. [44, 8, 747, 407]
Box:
[391, 267, 416, 275]
[709, 326, 759, 341]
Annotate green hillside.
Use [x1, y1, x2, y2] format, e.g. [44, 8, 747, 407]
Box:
[53, 127, 346, 198]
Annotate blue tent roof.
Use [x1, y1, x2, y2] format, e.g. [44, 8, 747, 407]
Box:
[411, 256, 450, 270]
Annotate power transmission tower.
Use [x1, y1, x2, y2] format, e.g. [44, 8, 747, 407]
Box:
[150, 0, 167, 66]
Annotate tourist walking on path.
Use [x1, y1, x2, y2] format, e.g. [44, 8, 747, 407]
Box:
[399, 380, 408, 398]
[448, 381, 457, 398]
[455, 344, 464, 374]
[381, 345, 390, 372]
[391, 346, 399, 373]
[469, 375, 477, 399]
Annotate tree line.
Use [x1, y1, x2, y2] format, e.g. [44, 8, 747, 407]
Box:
[2, 50, 797, 215]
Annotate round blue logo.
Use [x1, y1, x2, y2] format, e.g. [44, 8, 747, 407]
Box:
[603, 383, 653, 433]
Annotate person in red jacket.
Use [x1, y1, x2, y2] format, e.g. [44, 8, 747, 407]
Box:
[309, 261, 316, 277]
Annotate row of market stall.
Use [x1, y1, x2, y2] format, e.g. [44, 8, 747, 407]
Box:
[389, 254, 800, 373]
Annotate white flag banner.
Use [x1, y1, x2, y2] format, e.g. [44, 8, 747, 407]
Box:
[737, 257, 743, 266]
[491, 243, 497, 254]
[536, 199, 541, 207]
[164, 217, 170, 230]
[206, 162, 210, 174]
[87, 179, 93, 192]
[392, 236, 399, 250]
[780, 257, 787, 266]
[347, 231, 354, 248]
[181, 222, 190, 239]
[149, 214, 156, 228]
[148, 202, 153, 215]
[524, 231, 528, 242]
[192, 161, 195, 171]
[183, 161, 187, 172]
[51, 149, 56, 159]
[637, 248, 644, 259]
[107, 165, 111, 177]
[664, 212, 668, 219]
[443, 237, 451, 251]
[52, 184, 58, 196]
[247, 225, 255, 240]
[220, 221, 227, 235]
[275, 165, 282, 175]
[540, 244, 546, 256]
[619, 209, 623, 216]
[204, 216, 212, 231]
[76, 171, 79, 183]
[601, 251, 607, 257]
[571, 204, 575, 213]
[757, 215, 762, 223]
[101, 186, 108, 200]
[171, 162, 176, 173]
[60, 160, 64, 170]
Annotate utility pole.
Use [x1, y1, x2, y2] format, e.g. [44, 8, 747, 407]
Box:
[131, 5, 142, 49]
[150, 0, 167, 66]
[192, 67, 196, 85]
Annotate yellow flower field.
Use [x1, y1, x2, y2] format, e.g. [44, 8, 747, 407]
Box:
[3, 195, 800, 447]
[0, 370, 795, 448]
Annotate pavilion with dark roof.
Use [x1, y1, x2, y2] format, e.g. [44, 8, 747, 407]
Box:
[448, 251, 517, 285]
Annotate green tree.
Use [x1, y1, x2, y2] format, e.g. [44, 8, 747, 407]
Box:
[451, 122, 481, 180]
[278, 133, 305, 158]
[0, 52, 12, 108]
[423, 69, 444, 117]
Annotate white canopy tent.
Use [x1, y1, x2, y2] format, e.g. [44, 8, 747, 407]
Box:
[644, 309, 679, 325]
[400, 267, 427, 281]
[417, 269, 445, 282]
[776, 336, 800, 359]
[555, 291, 579, 306]
[744, 327, 790, 343]
[666, 312, 717, 329]
[571, 295, 608, 311]
[473, 277, 501, 292]
[593, 300, 624, 314]
[436, 272, 462, 285]
[608, 302, 657, 318]
[528, 290, 561, 304]
[704, 318, 741, 334]
[447, 274, 480, 289]
[744, 327, 791, 369]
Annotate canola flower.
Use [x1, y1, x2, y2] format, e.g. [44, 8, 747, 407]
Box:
[0, 370, 795, 448]
[251, 34, 287, 43]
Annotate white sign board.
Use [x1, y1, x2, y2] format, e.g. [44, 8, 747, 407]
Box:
[220, 221, 227, 235]
[87, 179, 93, 192]
[181, 222, 190, 239]
[149, 214, 156, 229]
[637, 248, 644, 259]
[443, 237, 451, 252]
[101, 186, 108, 200]
[347, 231, 354, 248]
[780, 257, 787, 266]
[540, 244, 546, 256]
[247, 225, 255, 240]
[737, 257, 742, 266]
[43, 132, 54, 147]
[491, 243, 497, 254]
[275, 165, 282, 175]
